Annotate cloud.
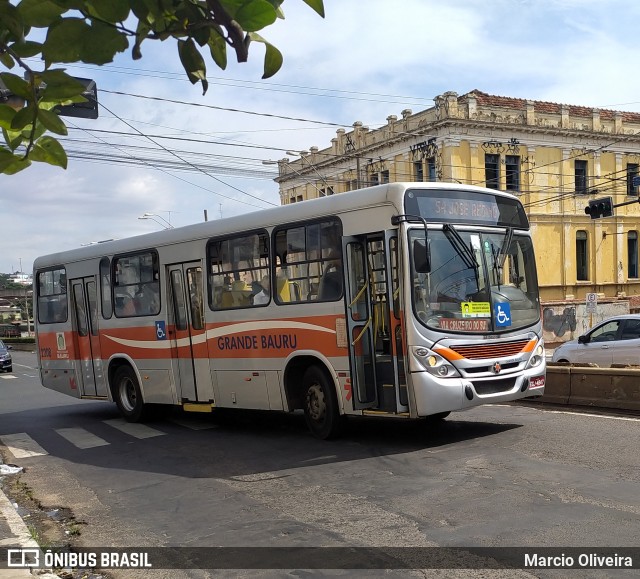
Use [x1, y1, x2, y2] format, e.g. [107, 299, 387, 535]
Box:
[5, 0, 640, 274]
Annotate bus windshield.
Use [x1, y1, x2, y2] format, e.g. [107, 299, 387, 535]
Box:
[410, 227, 540, 333]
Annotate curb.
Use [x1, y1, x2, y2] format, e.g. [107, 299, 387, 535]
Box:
[0, 484, 58, 579]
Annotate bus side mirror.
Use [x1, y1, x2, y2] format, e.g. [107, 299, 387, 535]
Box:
[413, 239, 431, 273]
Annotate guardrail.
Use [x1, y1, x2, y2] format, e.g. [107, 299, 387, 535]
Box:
[536, 363, 640, 412]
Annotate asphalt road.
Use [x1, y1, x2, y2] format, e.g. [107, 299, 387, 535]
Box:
[1, 351, 639, 578]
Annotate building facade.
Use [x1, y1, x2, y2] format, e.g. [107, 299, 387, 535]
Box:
[273, 90, 640, 338]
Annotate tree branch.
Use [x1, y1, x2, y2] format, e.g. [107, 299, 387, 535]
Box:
[205, 0, 249, 62]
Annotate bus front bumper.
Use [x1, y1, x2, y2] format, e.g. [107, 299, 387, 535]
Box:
[411, 367, 545, 417]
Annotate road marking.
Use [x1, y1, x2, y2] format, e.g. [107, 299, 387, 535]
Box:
[543, 409, 640, 422]
[0, 375, 17, 380]
[0, 433, 48, 458]
[55, 428, 110, 449]
[103, 418, 166, 438]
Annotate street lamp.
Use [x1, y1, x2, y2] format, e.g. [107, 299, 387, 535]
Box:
[138, 213, 174, 229]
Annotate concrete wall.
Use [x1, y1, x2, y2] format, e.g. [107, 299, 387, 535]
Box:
[541, 363, 640, 411]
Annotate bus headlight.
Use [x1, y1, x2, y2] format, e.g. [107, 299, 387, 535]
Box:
[527, 341, 545, 369]
[412, 347, 460, 377]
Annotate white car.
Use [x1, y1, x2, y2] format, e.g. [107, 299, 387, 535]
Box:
[551, 314, 640, 367]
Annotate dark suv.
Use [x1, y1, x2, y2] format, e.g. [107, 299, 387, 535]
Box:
[0, 339, 12, 372]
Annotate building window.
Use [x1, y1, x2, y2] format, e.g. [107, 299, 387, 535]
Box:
[627, 163, 639, 196]
[575, 160, 588, 193]
[414, 161, 424, 181]
[629, 231, 638, 278]
[381, 170, 390, 184]
[427, 157, 437, 181]
[505, 155, 520, 192]
[485, 154, 500, 189]
[369, 173, 379, 187]
[576, 230, 589, 281]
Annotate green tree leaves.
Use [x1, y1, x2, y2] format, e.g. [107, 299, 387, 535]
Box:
[0, 0, 325, 174]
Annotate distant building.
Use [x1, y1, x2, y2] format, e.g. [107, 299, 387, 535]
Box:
[273, 89, 640, 310]
[9, 272, 32, 286]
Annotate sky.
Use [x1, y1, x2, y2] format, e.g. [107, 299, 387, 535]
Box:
[4, 0, 640, 275]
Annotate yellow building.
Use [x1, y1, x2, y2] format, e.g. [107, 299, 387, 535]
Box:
[274, 90, 640, 312]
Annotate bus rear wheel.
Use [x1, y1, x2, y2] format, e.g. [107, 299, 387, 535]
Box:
[113, 366, 147, 422]
[303, 366, 342, 440]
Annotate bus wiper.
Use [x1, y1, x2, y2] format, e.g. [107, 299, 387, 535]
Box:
[491, 227, 513, 290]
[497, 227, 513, 269]
[442, 223, 478, 271]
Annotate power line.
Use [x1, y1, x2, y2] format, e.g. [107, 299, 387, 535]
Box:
[39, 60, 433, 105]
[101, 89, 349, 128]
[94, 100, 278, 206]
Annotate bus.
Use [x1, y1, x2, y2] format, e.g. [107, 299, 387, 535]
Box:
[33, 182, 545, 439]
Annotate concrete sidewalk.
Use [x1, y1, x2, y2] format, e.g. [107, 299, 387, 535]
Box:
[0, 484, 58, 579]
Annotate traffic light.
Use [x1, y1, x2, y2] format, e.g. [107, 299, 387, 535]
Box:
[585, 196, 614, 219]
[52, 78, 98, 119]
[0, 76, 98, 119]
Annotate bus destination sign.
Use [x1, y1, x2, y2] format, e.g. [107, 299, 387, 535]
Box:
[439, 318, 490, 331]
[406, 189, 529, 228]
[431, 198, 499, 223]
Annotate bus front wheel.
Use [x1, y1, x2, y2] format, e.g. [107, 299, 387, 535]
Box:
[424, 411, 450, 423]
[302, 366, 342, 440]
[113, 366, 146, 422]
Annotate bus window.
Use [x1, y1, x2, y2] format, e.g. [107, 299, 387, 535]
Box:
[208, 230, 269, 309]
[100, 257, 112, 319]
[113, 251, 160, 317]
[274, 218, 343, 303]
[37, 267, 68, 324]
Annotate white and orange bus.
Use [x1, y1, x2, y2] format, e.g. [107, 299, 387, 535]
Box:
[34, 182, 545, 438]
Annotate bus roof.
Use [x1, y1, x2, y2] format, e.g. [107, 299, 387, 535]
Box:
[33, 182, 520, 270]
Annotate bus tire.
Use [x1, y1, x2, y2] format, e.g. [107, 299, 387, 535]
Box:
[113, 366, 147, 422]
[302, 366, 342, 440]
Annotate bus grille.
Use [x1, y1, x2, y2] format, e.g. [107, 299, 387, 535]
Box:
[472, 378, 518, 395]
[450, 340, 530, 360]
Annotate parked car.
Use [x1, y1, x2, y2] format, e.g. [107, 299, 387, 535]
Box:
[0, 324, 20, 338]
[551, 314, 640, 368]
[0, 339, 12, 372]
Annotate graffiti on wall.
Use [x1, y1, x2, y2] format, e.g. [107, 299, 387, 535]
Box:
[542, 301, 631, 344]
[543, 307, 577, 338]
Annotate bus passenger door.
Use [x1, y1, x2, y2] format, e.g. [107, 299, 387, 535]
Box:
[167, 263, 209, 403]
[343, 234, 406, 413]
[70, 277, 107, 397]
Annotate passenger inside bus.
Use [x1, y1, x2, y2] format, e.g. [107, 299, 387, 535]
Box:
[318, 249, 343, 300]
[253, 275, 270, 305]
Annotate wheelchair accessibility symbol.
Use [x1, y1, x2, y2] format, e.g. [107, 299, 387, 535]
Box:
[156, 321, 167, 340]
[495, 303, 511, 327]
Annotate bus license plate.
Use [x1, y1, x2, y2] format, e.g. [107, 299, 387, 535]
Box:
[530, 376, 545, 389]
